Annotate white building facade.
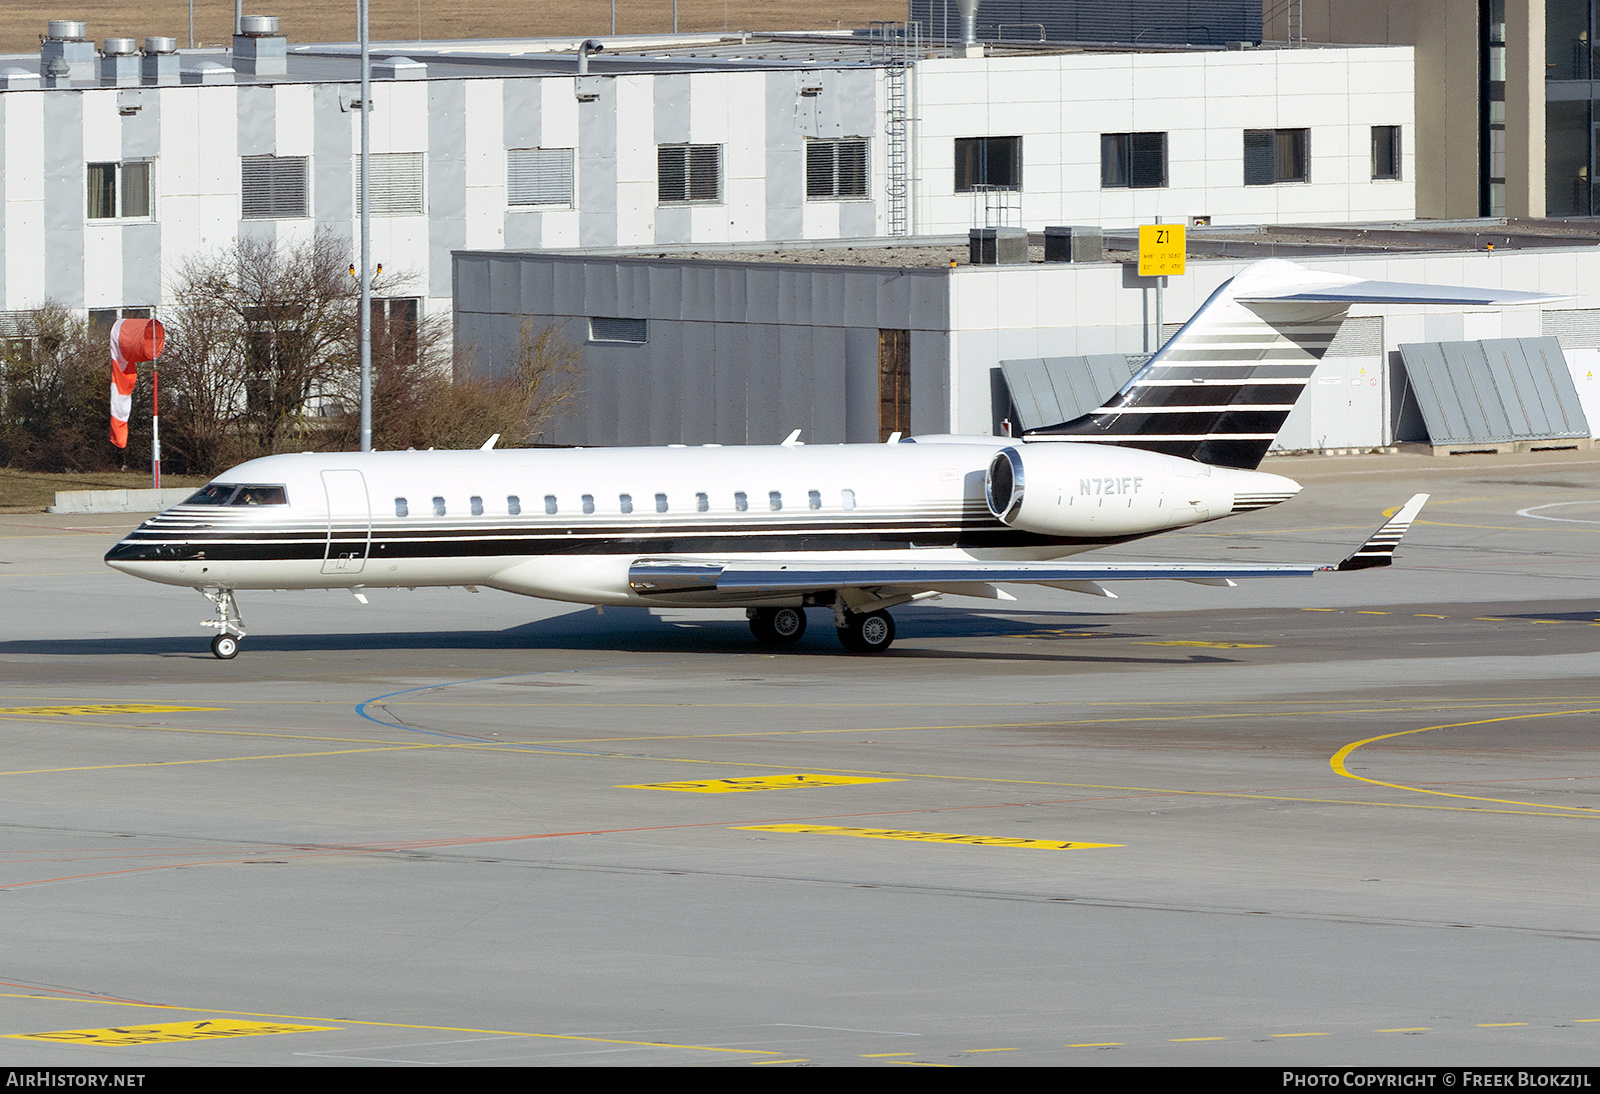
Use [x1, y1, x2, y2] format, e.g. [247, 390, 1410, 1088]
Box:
[0, 30, 1415, 328]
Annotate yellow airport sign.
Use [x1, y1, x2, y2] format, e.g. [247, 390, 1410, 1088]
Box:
[736, 823, 1121, 849]
[621, 773, 900, 793]
[9, 1020, 337, 1046]
[1138, 223, 1186, 276]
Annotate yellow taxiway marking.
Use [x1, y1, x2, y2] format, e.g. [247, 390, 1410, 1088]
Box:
[9, 1019, 336, 1046]
[862, 1053, 917, 1057]
[621, 773, 899, 793]
[751, 1058, 810, 1065]
[1330, 708, 1600, 816]
[0, 993, 777, 1057]
[1068, 1042, 1122, 1048]
[1415, 614, 1448, 619]
[0, 704, 225, 717]
[736, 824, 1120, 850]
[1356, 611, 1390, 615]
[1133, 640, 1272, 649]
[0, 744, 440, 778]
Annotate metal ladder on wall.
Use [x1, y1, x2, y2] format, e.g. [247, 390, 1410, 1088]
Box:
[869, 21, 918, 237]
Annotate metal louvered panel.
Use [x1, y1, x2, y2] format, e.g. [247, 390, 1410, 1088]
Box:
[1000, 354, 1140, 431]
[241, 155, 308, 219]
[507, 148, 574, 206]
[806, 139, 869, 199]
[1326, 316, 1382, 358]
[1398, 337, 1588, 445]
[658, 144, 721, 204]
[910, 0, 1262, 46]
[589, 317, 647, 343]
[1541, 308, 1600, 350]
[362, 152, 423, 216]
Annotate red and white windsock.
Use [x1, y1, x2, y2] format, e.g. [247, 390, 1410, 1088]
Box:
[109, 318, 165, 448]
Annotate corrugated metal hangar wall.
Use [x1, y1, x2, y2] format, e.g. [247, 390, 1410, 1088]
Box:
[454, 253, 952, 447]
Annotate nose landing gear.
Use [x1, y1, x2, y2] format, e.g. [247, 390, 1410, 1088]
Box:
[200, 587, 246, 659]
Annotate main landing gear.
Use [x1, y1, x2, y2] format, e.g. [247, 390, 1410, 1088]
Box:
[748, 606, 807, 645]
[200, 587, 246, 660]
[747, 606, 897, 653]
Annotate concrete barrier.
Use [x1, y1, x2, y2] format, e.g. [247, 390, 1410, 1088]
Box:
[47, 487, 195, 514]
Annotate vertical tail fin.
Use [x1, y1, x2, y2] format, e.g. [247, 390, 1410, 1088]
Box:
[1022, 259, 1560, 470]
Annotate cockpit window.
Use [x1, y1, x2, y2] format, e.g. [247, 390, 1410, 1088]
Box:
[229, 485, 288, 506]
[183, 484, 238, 505]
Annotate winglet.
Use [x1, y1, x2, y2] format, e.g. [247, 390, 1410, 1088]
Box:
[1334, 493, 1429, 571]
[781, 429, 803, 447]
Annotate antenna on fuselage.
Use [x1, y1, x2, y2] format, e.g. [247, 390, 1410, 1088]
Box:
[480, 434, 501, 450]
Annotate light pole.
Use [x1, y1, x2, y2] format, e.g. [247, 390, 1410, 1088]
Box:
[358, 0, 372, 452]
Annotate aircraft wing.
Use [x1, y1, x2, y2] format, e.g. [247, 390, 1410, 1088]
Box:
[629, 495, 1430, 600]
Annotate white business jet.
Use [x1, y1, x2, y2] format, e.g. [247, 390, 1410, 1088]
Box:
[105, 259, 1550, 658]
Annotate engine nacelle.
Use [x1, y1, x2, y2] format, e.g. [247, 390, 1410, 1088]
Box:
[985, 443, 1295, 537]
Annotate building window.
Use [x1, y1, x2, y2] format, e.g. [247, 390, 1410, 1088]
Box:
[589, 317, 647, 344]
[806, 139, 869, 199]
[1101, 133, 1167, 189]
[360, 152, 424, 216]
[1371, 126, 1401, 180]
[658, 144, 722, 204]
[508, 147, 575, 206]
[954, 136, 1022, 192]
[1243, 129, 1309, 185]
[241, 155, 309, 218]
[87, 162, 152, 220]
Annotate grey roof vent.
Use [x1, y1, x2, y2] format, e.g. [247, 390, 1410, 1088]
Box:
[0, 67, 41, 89]
[143, 37, 176, 54]
[103, 38, 138, 55]
[183, 60, 236, 84]
[373, 55, 426, 80]
[45, 20, 88, 41]
[238, 14, 280, 36]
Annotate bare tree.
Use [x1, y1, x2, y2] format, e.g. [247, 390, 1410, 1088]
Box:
[0, 305, 125, 472]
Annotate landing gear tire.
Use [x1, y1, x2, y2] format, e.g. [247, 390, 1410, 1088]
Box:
[210, 635, 240, 660]
[838, 609, 895, 654]
[749, 606, 807, 645]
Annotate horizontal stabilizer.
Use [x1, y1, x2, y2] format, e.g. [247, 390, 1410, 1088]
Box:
[1336, 493, 1429, 571]
[1237, 281, 1563, 307]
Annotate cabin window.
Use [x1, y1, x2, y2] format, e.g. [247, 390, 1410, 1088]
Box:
[543, 495, 557, 515]
[582, 494, 595, 514]
[432, 496, 446, 516]
[655, 492, 668, 513]
[808, 489, 821, 510]
[470, 495, 484, 516]
[734, 491, 748, 512]
[769, 491, 782, 511]
[695, 492, 709, 512]
[394, 497, 408, 518]
[841, 489, 856, 511]
[619, 494, 633, 514]
[508, 495, 521, 516]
